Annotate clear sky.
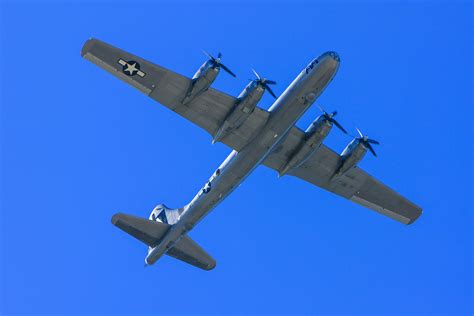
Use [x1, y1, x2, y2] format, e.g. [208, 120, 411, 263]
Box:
[1, 1, 472, 315]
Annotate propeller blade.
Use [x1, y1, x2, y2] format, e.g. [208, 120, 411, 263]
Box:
[265, 79, 277, 85]
[366, 143, 377, 157]
[220, 63, 236, 77]
[217, 52, 222, 58]
[331, 110, 338, 116]
[328, 118, 347, 134]
[367, 139, 379, 145]
[251, 68, 261, 80]
[356, 127, 364, 138]
[202, 50, 215, 62]
[264, 83, 277, 98]
[318, 105, 330, 120]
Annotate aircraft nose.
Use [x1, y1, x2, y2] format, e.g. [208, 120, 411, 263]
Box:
[319, 51, 340, 63]
[324, 51, 340, 62]
[329, 51, 340, 62]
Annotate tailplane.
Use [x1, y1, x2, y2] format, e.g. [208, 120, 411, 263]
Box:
[111, 205, 216, 270]
[111, 212, 170, 247]
[167, 235, 216, 270]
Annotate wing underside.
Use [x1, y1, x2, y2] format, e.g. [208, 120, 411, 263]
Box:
[81, 38, 269, 152]
[264, 127, 422, 224]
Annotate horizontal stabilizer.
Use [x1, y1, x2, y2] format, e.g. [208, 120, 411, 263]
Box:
[112, 213, 215, 270]
[112, 213, 170, 247]
[168, 235, 216, 270]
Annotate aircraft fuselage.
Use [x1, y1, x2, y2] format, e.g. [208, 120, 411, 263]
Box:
[146, 52, 340, 265]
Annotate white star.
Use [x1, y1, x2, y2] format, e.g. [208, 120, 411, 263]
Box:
[124, 62, 138, 75]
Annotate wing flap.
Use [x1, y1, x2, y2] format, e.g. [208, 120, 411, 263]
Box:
[167, 235, 216, 270]
[111, 213, 170, 247]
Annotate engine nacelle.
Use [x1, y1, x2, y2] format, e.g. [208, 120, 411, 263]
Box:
[279, 115, 333, 176]
[212, 81, 265, 143]
[333, 139, 368, 177]
[182, 60, 220, 105]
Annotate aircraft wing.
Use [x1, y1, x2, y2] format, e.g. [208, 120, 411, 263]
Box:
[81, 38, 269, 152]
[263, 127, 422, 224]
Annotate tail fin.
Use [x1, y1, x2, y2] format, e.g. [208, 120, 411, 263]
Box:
[148, 204, 184, 225]
[111, 207, 216, 270]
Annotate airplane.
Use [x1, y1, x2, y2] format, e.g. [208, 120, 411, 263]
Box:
[81, 38, 422, 271]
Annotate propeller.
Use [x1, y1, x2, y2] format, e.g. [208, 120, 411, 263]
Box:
[355, 127, 379, 156]
[251, 68, 277, 98]
[318, 105, 348, 134]
[202, 51, 236, 77]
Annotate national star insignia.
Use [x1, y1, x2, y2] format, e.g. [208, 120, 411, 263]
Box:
[118, 59, 146, 78]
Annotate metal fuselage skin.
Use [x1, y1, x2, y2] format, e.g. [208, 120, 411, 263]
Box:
[146, 52, 340, 265]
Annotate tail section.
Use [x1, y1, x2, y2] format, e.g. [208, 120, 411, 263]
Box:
[148, 204, 183, 225]
[112, 213, 170, 247]
[111, 204, 216, 270]
[168, 235, 216, 270]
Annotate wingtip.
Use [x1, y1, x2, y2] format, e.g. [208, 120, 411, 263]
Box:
[81, 37, 97, 57]
[111, 213, 123, 226]
[406, 208, 423, 225]
[204, 261, 217, 271]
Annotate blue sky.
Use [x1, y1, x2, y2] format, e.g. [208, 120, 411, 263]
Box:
[1, 1, 472, 315]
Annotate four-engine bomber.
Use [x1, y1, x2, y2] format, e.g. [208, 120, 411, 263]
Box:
[81, 38, 422, 270]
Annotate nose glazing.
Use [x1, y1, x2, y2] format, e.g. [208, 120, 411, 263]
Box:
[326, 51, 340, 62]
